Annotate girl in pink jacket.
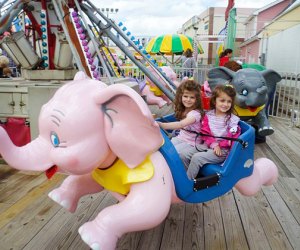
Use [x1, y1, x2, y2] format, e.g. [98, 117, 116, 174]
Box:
[186, 84, 241, 180]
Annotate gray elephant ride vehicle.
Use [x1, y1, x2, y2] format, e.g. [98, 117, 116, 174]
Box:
[204, 66, 282, 143]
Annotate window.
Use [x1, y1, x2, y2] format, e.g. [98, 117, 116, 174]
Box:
[204, 22, 209, 30]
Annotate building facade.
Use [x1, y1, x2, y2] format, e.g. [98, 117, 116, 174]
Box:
[240, 0, 294, 64]
[260, 0, 300, 73]
[179, 7, 256, 65]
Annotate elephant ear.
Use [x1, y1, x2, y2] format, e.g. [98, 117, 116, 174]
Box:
[74, 71, 89, 80]
[261, 69, 282, 96]
[94, 84, 163, 168]
[207, 66, 235, 90]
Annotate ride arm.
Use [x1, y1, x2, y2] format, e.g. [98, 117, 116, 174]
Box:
[0, 0, 24, 34]
[82, 1, 176, 101]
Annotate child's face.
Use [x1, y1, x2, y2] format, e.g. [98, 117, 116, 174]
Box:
[182, 90, 196, 109]
[215, 92, 232, 115]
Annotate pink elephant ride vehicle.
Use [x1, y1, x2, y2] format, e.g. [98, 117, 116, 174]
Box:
[140, 66, 180, 108]
[0, 72, 278, 250]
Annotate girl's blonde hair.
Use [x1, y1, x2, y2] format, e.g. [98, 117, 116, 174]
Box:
[174, 80, 203, 120]
[210, 84, 236, 116]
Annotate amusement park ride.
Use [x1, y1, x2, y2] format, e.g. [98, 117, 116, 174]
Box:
[0, 1, 280, 250]
[0, 0, 176, 138]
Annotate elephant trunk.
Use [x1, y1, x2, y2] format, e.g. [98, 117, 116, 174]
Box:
[246, 93, 268, 107]
[0, 127, 53, 171]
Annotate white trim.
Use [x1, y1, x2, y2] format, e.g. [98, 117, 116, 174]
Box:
[240, 36, 260, 47]
[244, 0, 285, 24]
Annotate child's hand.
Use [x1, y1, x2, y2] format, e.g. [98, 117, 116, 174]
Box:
[213, 145, 222, 156]
[156, 121, 165, 129]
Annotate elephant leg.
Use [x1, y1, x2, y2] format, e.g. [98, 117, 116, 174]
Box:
[48, 174, 103, 213]
[161, 94, 173, 105]
[255, 111, 274, 136]
[78, 166, 173, 250]
[235, 158, 278, 196]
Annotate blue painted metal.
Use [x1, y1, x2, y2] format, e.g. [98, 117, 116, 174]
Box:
[158, 115, 255, 203]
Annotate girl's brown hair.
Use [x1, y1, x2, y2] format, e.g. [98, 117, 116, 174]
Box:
[223, 61, 242, 72]
[210, 84, 236, 116]
[174, 80, 203, 120]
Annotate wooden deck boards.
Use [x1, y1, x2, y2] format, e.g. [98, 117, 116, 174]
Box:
[0, 117, 299, 250]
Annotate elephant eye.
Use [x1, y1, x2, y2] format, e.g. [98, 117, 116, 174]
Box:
[50, 132, 60, 147]
[241, 89, 248, 96]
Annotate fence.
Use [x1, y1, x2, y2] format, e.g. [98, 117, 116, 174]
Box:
[118, 65, 213, 83]
[116, 66, 300, 127]
[269, 73, 300, 127]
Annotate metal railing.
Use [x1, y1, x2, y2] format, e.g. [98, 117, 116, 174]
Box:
[100, 65, 300, 127]
[269, 73, 300, 127]
[116, 65, 213, 83]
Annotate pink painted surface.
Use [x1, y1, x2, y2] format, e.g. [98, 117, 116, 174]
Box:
[257, 0, 292, 32]
[241, 0, 292, 63]
[245, 40, 260, 63]
[0, 71, 279, 250]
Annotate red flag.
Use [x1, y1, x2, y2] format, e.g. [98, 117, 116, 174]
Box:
[225, 0, 235, 21]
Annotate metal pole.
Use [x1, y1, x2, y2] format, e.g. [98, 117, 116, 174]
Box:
[85, 0, 176, 93]
[74, 0, 114, 84]
[52, 0, 84, 71]
[81, 2, 175, 101]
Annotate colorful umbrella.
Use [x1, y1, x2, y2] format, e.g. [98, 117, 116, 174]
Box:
[146, 34, 194, 55]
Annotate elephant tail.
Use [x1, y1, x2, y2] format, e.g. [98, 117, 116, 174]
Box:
[235, 157, 278, 196]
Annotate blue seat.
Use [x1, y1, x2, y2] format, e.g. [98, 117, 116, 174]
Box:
[158, 115, 255, 203]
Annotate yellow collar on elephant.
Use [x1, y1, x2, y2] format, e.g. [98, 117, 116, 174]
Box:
[92, 156, 154, 195]
[234, 104, 265, 116]
[146, 81, 163, 96]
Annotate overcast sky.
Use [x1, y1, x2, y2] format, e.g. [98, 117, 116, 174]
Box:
[91, 0, 277, 36]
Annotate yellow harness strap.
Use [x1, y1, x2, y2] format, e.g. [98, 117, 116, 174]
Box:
[92, 156, 154, 195]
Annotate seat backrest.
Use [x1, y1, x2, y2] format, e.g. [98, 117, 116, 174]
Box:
[201, 121, 255, 180]
[158, 116, 255, 203]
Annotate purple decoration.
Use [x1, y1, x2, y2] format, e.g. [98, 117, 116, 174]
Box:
[90, 64, 96, 71]
[88, 58, 94, 64]
[93, 71, 99, 78]
[79, 34, 86, 40]
[75, 23, 81, 29]
[72, 12, 78, 17]
[73, 17, 79, 23]
[77, 27, 84, 34]
[83, 45, 89, 52]
[86, 52, 92, 59]
[81, 40, 88, 46]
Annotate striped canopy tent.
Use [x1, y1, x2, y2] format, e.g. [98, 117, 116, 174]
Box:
[146, 34, 194, 55]
[146, 34, 194, 64]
